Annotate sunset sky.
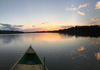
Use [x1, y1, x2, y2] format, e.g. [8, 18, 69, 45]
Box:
[0, 0, 100, 32]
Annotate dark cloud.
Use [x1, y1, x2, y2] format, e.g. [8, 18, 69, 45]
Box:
[24, 28, 44, 32]
[86, 22, 97, 24]
[32, 25, 35, 27]
[86, 22, 100, 25]
[42, 22, 48, 24]
[60, 25, 73, 29]
[92, 17, 100, 20]
[0, 23, 23, 31]
[13, 25, 23, 27]
[31, 22, 48, 28]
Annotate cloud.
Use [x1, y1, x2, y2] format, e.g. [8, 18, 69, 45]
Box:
[32, 25, 35, 27]
[86, 22, 100, 25]
[78, 3, 90, 9]
[95, 1, 100, 9]
[31, 22, 48, 28]
[60, 25, 73, 29]
[42, 22, 48, 24]
[78, 11, 85, 15]
[13, 25, 23, 27]
[24, 28, 46, 32]
[66, 3, 90, 11]
[85, 22, 100, 26]
[98, 22, 100, 24]
[65, 7, 77, 11]
[86, 22, 97, 24]
[0, 23, 23, 31]
[92, 17, 100, 20]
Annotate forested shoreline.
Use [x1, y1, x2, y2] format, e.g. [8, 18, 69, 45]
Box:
[0, 30, 24, 34]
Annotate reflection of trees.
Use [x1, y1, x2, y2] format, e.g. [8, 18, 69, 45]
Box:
[0, 34, 21, 44]
[58, 33, 73, 39]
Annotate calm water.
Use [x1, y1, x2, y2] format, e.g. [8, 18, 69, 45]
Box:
[0, 33, 100, 70]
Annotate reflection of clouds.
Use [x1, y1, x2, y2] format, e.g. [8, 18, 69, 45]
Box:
[0, 34, 21, 44]
[95, 52, 100, 60]
[78, 46, 85, 51]
[71, 50, 89, 60]
[71, 53, 89, 60]
[84, 37, 100, 45]
[92, 42, 100, 45]
[79, 53, 88, 59]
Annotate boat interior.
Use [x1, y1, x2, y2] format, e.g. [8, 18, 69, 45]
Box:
[18, 53, 42, 65]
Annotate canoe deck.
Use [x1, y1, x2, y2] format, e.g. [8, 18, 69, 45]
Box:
[13, 64, 44, 70]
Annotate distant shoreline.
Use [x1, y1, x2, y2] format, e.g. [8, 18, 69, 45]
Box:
[1, 25, 100, 37]
[28, 25, 100, 37]
[0, 30, 24, 34]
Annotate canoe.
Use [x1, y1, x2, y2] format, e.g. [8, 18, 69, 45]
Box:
[10, 45, 48, 70]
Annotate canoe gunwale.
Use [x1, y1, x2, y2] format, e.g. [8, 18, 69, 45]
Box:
[10, 48, 28, 70]
[10, 45, 48, 70]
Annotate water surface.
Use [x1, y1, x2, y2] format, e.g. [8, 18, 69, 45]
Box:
[0, 33, 100, 70]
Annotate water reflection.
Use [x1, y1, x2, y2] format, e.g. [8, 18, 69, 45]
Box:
[72, 50, 89, 60]
[66, 33, 100, 38]
[1, 33, 100, 70]
[0, 33, 74, 44]
[21, 33, 74, 42]
[92, 42, 100, 45]
[0, 34, 21, 44]
[78, 46, 85, 51]
[84, 37, 100, 41]
[79, 53, 89, 59]
[95, 52, 100, 60]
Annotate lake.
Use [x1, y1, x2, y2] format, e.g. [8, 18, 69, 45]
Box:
[0, 33, 100, 70]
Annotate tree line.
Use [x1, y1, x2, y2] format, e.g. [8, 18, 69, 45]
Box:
[57, 25, 100, 37]
[0, 30, 24, 34]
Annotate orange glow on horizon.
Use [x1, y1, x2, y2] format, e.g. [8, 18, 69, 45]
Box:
[22, 26, 61, 32]
[21, 23, 75, 32]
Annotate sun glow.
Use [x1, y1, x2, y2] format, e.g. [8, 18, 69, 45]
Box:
[21, 33, 62, 42]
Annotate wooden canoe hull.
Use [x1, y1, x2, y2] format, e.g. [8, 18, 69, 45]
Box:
[10, 45, 48, 70]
